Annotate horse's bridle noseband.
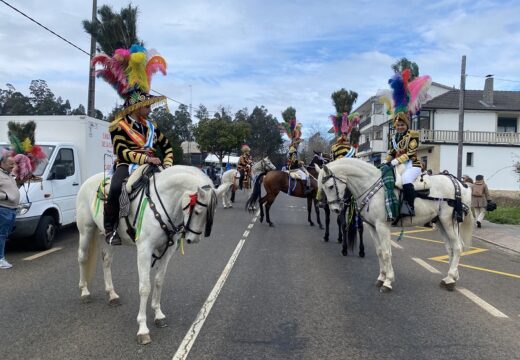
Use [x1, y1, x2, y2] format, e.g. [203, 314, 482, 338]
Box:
[182, 195, 209, 236]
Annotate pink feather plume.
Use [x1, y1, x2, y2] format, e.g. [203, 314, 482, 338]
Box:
[408, 75, 432, 114]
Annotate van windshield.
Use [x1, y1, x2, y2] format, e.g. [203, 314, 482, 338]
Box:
[33, 145, 55, 176]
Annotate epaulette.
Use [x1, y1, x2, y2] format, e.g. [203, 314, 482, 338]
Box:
[409, 130, 420, 137]
[109, 117, 124, 132]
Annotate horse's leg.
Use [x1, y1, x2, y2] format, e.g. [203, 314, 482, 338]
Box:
[78, 222, 99, 303]
[150, 245, 176, 328]
[436, 220, 462, 291]
[135, 242, 154, 345]
[375, 222, 395, 292]
[101, 244, 120, 306]
[366, 225, 387, 288]
[259, 195, 267, 223]
[336, 213, 343, 244]
[307, 196, 314, 226]
[265, 193, 278, 227]
[323, 204, 330, 242]
[313, 198, 323, 229]
[358, 216, 365, 258]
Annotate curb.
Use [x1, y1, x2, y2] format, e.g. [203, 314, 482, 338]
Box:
[472, 234, 520, 255]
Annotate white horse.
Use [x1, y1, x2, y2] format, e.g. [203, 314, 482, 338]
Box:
[217, 157, 276, 209]
[317, 158, 473, 293]
[77, 165, 221, 344]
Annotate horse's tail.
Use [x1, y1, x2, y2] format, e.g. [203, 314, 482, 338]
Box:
[245, 172, 265, 211]
[84, 231, 99, 286]
[216, 181, 233, 199]
[460, 205, 474, 251]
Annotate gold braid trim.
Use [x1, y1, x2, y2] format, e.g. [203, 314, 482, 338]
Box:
[109, 96, 168, 131]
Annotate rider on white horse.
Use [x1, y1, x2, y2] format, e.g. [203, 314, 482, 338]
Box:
[93, 44, 173, 246]
[330, 112, 360, 161]
[237, 144, 252, 190]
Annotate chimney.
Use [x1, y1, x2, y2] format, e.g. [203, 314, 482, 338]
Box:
[483, 74, 494, 105]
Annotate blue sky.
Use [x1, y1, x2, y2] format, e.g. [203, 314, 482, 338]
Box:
[1, 0, 519, 138]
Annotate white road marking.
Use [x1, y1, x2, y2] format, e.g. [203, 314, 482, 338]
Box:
[412, 257, 441, 274]
[457, 288, 509, 318]
[247, 224, 254, 230]
[173, 238, 247, 360]
[243, 230, 250, 238]
[23, 247, 63, 261]
[390, 240, 403, 249]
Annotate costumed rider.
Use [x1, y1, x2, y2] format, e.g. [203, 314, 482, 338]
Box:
[380, 69, 431, 217]
[330, 112, 360, 161]
[237, 144, 252, 190]
[283, 122, 312, 195]
[93, 44, 174, 245]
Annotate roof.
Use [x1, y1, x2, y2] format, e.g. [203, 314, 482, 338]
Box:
[423, 90, 520, 111]
[205, 154, 239, 164]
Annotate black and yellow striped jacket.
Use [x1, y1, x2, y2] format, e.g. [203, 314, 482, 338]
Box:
[385, 130, 421, 167]
[109, 115, 174, 167]
[331, 142, 355, 160]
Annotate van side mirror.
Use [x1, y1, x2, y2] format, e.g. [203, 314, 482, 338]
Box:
[50, 164, 67, 180]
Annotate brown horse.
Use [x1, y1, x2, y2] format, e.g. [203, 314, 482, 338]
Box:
[246, 167, 322, 227]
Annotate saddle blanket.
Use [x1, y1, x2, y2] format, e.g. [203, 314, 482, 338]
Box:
[286, 169, 308, 181]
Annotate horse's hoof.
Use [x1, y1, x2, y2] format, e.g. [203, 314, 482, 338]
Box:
[440, 280, 455, 292]
[229, 205, 233, 208]
[309, 222, 315, 227]
[380, 285, 392, 293]
[137, 334, 152, 345]
[359, 252, 365, 258]
[154, 318, 168, 328]
[341, 249, 348, 256]
[223, 205, 228, 208]
[323, 236, 329, 242]
[80, 295, 92, 304]
[375, 280, 384, 288]
[337, 238, 342, 244]
[268, 223, 274, 227]
[319, 225, 323, 230]
[108, 297, 121, 307]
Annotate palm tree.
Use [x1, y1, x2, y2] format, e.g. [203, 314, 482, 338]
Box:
[331, 89, 358, 115]
[83, 4, 142, 55]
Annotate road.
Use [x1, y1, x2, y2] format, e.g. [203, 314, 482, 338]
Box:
[1, 191, 519, 360]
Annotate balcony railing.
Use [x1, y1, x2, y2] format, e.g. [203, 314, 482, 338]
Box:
[357, 139, 386, 154]
[359, 117, 371, 129]
[357, 141, 371, 152]
[420, 129, 520, 145]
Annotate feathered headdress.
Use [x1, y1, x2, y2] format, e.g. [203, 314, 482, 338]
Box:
[329, 112, 360, 146]
[279, 118, 302, 143]
[93, 44, 168, 120]
[241, 144, 250, 153]
[378, 69, 432, 128]
[7, 121, 47, 182]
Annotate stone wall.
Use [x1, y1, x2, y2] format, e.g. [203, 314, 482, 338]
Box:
[489, 190, 520, 207]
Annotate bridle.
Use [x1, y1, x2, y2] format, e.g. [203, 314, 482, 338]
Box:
[182, 193, 209, 236]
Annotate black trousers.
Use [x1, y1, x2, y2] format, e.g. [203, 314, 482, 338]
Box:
[106, 164, 129, 219]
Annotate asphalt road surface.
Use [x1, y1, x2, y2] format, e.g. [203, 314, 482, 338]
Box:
[1, 191, 519, 360]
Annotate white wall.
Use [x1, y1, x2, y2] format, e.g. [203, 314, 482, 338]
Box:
[434, 110, 496, 132]
[439, 145, 520, 190]
[429, 84, 452, 100]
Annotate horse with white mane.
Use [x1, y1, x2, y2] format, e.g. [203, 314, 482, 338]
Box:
[77, 165, 220, 344]
[317, 158, 473, 293]
[217, 157, 276, 209]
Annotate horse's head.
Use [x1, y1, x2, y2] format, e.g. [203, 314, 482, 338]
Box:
[259, 157, 276, 172]
[181, 184, 217, 244]
[310, 151, 328, 167]
[318, 164, 348, 213]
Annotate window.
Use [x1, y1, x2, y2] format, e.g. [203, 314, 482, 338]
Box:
[497, 117, 517, 132]
[52, 148, 75, 177]
[418, 110, 430, 130]
[374, 130, 383, 140]
[421, 156, 428, 170]
[466, 152, 473, 167]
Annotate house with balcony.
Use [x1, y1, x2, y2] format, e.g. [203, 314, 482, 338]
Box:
[418, 76, 520, 190]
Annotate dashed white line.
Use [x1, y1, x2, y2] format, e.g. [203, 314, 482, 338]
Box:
[390, 240, 403, 249]
[456, 287, 509, 318]
[243, 230, 250, 238]
[23, 247, 63, 261]
[247, 224, 254, 230]
[411, 257, 441, 274]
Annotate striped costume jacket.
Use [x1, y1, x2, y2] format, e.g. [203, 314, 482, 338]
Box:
[385, 130, 421, 167]
[331, 142, 356, 160]
[109, 115, 174, 167]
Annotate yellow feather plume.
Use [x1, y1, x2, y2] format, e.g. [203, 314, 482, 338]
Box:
[127, 52, 149, 93]
[21, 138, 33, 153]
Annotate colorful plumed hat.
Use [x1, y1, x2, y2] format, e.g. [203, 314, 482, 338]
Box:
[93, 44, 168, 120]
[329, 112, 360, 146]
[279, 118, 302, 144]
[378, 69, 432, 128]
[7, 121, 47, 182]
[241, 144, 250, 153]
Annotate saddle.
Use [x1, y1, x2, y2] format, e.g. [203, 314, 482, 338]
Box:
[98, 164, 157, 199]
[393, 166, 431, 192]
[286, 168, 307, 180]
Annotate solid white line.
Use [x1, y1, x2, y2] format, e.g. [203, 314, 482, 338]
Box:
[457, 287, 509, 318]
[411, 257, 441, 274]
[390, 240, 403, 249]
[172, 238, 247, 360]
[23, 247, 63, 261]
[247, 224, 253, 230]
[243, 230, 250, 238]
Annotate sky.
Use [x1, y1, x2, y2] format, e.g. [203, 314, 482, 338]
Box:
[1, 0, 520, 138]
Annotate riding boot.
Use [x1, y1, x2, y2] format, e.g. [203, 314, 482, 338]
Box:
[304, 178, 312, 195]
[239, 171, 244, 190]
[402, 183, 416, 216]
[104, 202, 121, 245]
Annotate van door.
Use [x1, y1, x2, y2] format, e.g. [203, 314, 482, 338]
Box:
[49, 147, 80, 225]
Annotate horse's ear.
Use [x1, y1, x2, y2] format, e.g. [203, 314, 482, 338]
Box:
[314, 163, 321, 173]
[323, 164, 331, 176]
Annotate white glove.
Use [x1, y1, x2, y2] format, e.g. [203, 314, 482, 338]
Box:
[381, 160, 388, 165]
[391, 159, 400, 167]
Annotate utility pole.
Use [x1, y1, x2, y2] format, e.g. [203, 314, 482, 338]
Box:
[188, 84, 193, 164]
[456, 55, 466, 179]
[87, 0, 97, 118]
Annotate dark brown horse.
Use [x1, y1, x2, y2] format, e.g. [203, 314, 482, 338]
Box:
[246, 167, 322, 227]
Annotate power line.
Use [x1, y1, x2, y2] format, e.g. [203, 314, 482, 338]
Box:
[1, 0, 194, 109]
[467, 74, 520, 83]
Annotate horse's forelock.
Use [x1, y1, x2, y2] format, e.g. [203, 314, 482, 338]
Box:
[204, 188, 217, 237]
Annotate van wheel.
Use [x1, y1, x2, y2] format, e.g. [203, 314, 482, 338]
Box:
[34, 215, 56, 250]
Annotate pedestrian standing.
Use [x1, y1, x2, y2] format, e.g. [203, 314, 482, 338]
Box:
[0, 149, 19, 269]
[471, 174, 491, 228]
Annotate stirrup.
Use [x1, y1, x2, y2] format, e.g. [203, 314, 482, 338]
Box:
[105, 231, 121, 246]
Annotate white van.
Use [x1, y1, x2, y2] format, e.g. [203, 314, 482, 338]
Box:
[0, 115, 113, 249]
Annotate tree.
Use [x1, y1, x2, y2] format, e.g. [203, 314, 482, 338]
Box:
[303, 132, 330, 161]
[72, 104, 86, 115]
[171, 104, 192, 142]
[82, 4, 141, 56]
[331, 89, 358, 115]
[0, 84, 34, 115]
[245, 106, 283, 158]
[149, 107, 184, 164]
[391, 57, 419, 80]
[281, 106, 296, 123]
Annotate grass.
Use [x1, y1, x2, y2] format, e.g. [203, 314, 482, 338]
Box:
[485, 206, 520, 225]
